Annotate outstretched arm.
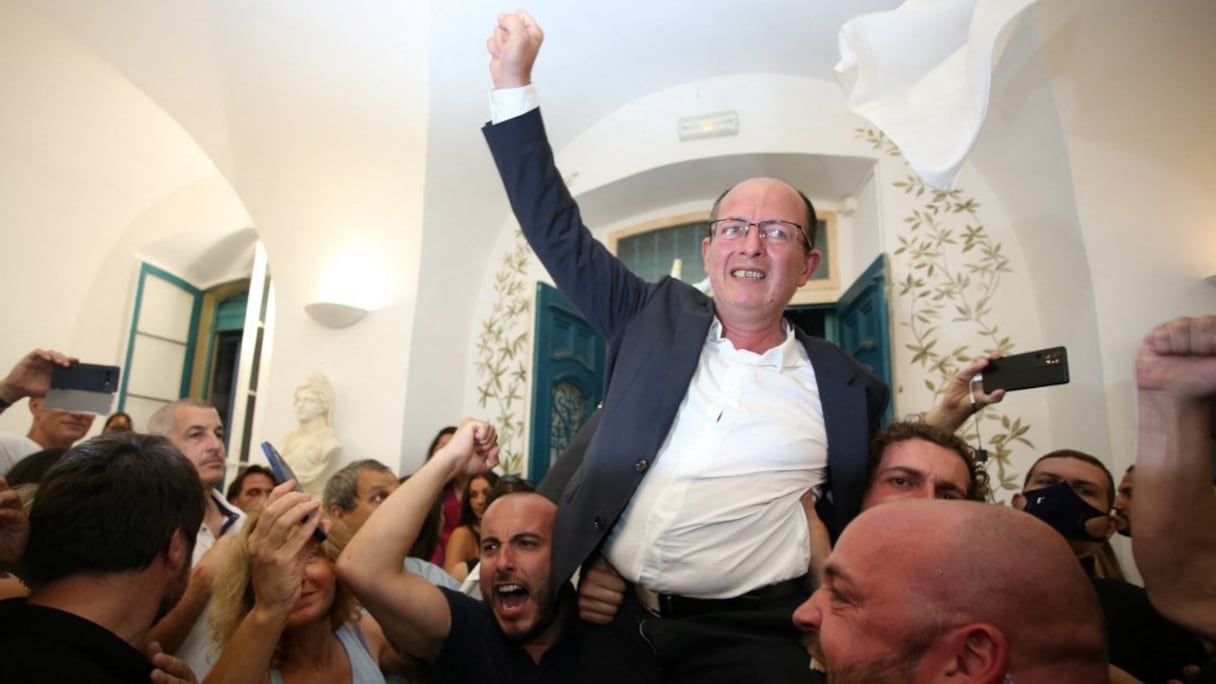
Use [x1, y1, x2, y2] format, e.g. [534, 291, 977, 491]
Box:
[922, 355, 1005, 433]
[337, 420, 498, 661]
[1132, 315, 1216, 640]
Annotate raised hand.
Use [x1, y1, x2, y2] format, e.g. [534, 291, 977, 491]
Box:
[922, 354, 1006, 433]
[246, 482, 323, 617]
[1136, 315, 1216, 400]
[0, 348, 76, 407]
[440, 419, 501, 480]
[486, 9, 544, 89]
[146, 641, 198, 684]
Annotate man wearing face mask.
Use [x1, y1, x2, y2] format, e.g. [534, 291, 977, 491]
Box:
[1014, 450, 1207, 684]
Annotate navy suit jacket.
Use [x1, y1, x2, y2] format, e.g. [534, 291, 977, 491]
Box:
[484, 109, 889, 589]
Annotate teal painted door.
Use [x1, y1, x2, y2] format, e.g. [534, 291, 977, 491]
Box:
[836, 254, 893, 424]
[528, 283, 606, 481]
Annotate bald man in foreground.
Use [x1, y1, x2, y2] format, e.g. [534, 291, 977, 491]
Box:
[794, 499, 1107, 684]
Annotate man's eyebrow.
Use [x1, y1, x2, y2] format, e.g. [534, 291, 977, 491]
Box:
[823, 563, 858, 588]
[878, 465, 925, 478]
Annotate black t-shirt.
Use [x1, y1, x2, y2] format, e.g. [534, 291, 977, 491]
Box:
[432, 587, 576, 684]
[0, 597, 154, 683]
[1092, 578, 1209, 684]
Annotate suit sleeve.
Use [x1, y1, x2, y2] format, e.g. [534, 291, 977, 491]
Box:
[483, 109, 652, 343]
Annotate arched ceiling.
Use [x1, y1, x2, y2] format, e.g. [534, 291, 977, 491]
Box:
[28, 0, 902, 256]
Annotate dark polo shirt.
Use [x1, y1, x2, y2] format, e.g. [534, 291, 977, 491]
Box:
[432, 587, 576, 683]
[0, 597, 153, 683]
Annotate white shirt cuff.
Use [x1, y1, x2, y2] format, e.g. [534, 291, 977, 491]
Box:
[489, 84, 539, 124]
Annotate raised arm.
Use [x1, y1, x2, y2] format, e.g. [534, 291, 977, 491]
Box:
[1132, 315, 1216, 640]
[922, 355, 1005, 433]
[336, 420, 498, 660]
[204, 483, 322, 684]
[0, 348, 76, 413]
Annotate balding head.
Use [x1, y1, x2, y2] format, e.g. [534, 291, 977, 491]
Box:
[795, 500, 1107, 684]
[478, 492, 561, 645]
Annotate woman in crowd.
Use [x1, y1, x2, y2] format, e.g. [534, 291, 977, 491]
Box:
[206, 484, 411, 684]
[442, 471, 498, 582]
[102, 411, 133, 433]
[424, 426, 460, 565]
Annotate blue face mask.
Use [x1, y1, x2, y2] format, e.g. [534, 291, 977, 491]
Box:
[1021, 481, 1110, 542]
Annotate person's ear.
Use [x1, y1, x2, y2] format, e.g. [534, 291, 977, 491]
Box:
[1011, 492, 1027, 511]
[329, 505, 345, 521]
[926, 623, 1008, 683]
[165, 529, 190, 573]
[801, 248, 822, 284]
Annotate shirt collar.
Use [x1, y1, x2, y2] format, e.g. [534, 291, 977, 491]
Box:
[708, 317, 808, 370]
[210, 489, 245, 536]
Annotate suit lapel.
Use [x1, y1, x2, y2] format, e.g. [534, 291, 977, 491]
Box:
[802, 333, 868, 530]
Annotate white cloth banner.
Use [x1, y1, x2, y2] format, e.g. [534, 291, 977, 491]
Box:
[835, 0, 1042, 189]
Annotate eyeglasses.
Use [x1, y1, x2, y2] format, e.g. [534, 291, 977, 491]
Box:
[708, 218, 811, 248]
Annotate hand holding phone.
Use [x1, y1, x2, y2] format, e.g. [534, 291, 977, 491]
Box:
[43, 362, 121, 414]
[261, 441, 328, 542]
[981, 346, 1069, 394]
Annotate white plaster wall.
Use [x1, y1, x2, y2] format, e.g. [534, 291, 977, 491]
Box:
[0, 5, 247, 438]
[1036, 0, 1216, 476]
[0, 2, 435, 478]
[848, 170, 884, 286]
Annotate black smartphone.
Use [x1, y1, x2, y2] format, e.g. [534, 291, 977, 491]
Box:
[261, 441, 328, 541]
[51, 363, 121, 392]
[44, 363, 122, 414]
[982, 346, 1069, 393]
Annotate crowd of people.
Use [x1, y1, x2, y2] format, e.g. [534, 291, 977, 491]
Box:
[0, 8, 1212, 684]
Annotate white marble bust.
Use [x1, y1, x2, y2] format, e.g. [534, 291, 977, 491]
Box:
[281, 373, 342, 497]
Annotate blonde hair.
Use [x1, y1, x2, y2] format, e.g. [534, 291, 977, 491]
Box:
[208, 513, 358, 662]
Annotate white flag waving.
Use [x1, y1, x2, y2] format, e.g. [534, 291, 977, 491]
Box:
[836, 0, 1041, 189]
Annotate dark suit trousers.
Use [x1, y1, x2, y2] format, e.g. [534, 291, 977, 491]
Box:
[575, 586, 819, 684]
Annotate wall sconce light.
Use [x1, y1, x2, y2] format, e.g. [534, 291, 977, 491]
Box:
[305, 301, 369, 328]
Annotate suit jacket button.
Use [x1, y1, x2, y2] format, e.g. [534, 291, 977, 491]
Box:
[635, 459, 648, 473]
[593, 516, 605, 531]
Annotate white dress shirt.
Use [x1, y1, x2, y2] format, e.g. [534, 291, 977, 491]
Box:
[605, 319, 827, 598]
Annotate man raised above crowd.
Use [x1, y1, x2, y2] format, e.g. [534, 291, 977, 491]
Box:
[483, 12, 1005, 680]
[338, 421, 578, 682]
[483, 11, 886, 681]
